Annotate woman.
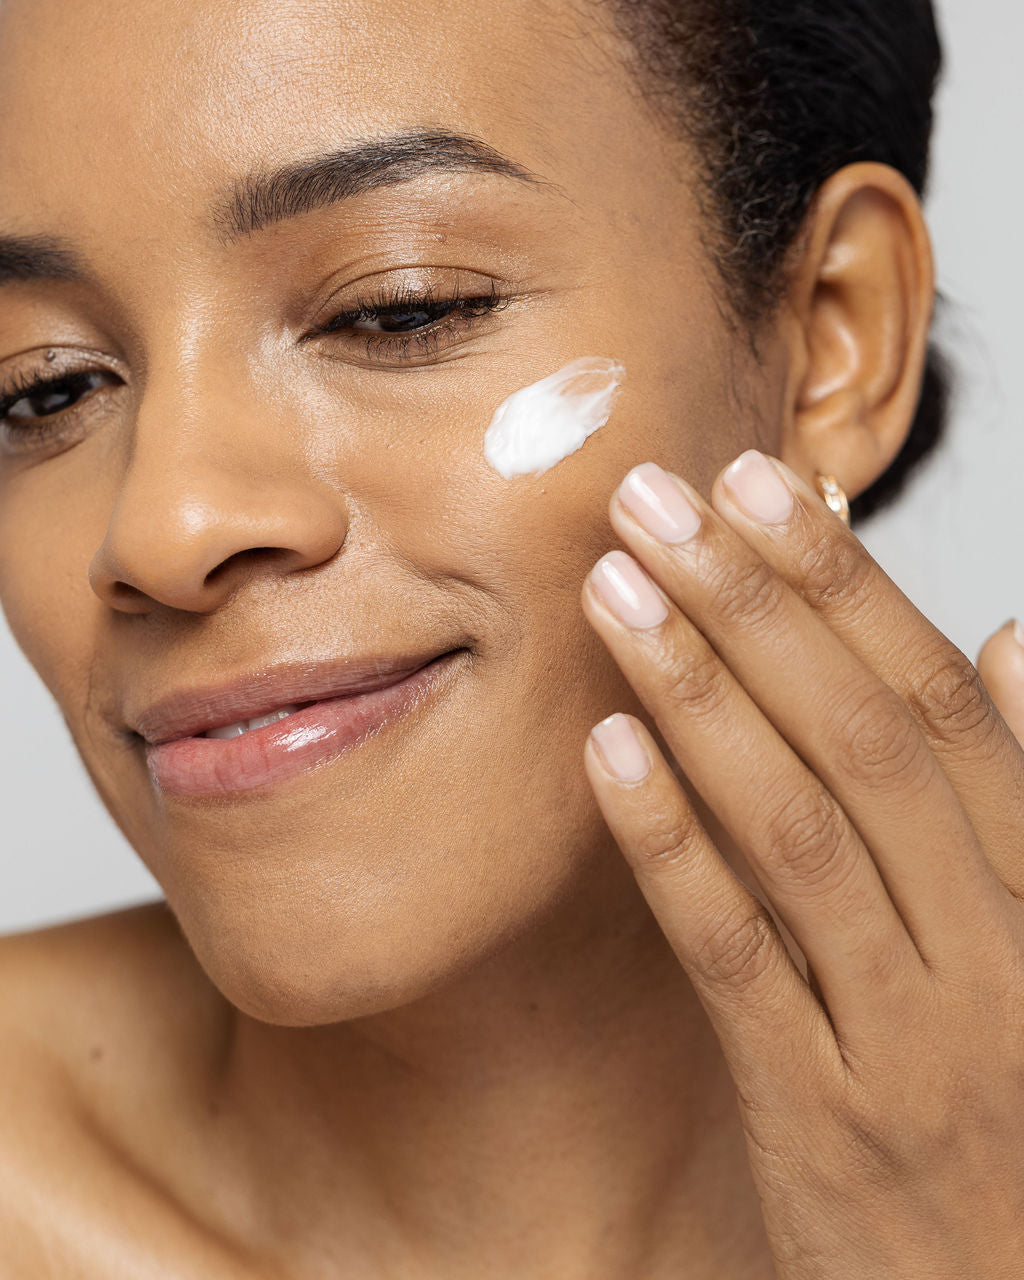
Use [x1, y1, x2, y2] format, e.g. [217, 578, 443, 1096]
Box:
[1, 0, 1022, 1273]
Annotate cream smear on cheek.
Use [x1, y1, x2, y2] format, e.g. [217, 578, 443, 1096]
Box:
[483, 357, 626, 478]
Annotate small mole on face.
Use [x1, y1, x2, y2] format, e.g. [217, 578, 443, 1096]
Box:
[88, 1044, 105, 1062]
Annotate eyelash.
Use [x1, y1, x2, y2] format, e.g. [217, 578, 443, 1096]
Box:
[0, 280, 515, 445]
[311, 278, 515, 363]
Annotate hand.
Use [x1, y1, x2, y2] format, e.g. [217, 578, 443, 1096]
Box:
[581, 451, 1024, 1279]
[978, 623, 1024, 748]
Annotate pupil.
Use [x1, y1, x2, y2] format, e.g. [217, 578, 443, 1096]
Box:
[39, 388, 73, 413]
[379, 308, 436, 333]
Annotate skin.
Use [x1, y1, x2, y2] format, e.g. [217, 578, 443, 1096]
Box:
[0, 0, 1021, 1274]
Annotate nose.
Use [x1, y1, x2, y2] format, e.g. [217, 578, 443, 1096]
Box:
[89, 373, 348, 615]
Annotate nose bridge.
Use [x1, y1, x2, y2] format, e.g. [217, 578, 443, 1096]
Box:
[89, 345, 348, 614]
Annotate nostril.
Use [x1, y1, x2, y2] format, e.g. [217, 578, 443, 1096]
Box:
[107, 580, 151, 612]
[202, 545, 287, 589]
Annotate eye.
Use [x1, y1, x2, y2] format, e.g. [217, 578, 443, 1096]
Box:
[0, 362, 123, 458]
[2, 369, 114, 425]
[309, 278, 517, 366]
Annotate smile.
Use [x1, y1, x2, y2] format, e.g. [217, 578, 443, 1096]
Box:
[139, 650, 466, 797]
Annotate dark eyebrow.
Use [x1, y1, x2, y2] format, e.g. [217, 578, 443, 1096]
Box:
[213, 127, 559, 239]
[0, 234, 86, 286]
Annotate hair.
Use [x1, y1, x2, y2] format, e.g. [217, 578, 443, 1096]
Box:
[606, 0, 952, 526]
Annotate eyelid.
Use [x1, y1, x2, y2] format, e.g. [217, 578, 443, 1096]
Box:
[304, 276, 523, 367]
[311, 262, 515, 307]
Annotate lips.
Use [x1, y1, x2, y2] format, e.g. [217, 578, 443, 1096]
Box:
[131, 650, 454, 745]
[131, 649, 466, 796]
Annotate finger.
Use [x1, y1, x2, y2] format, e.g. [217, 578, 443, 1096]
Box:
[712, 454, 1024, 887]
[976, 621, 1024, 749]
[606, 459, 1013, 971]
[583, 711, 837, 1098]
[582, 551, 922, 1035]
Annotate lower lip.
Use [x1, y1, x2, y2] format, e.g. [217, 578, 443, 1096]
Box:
[144, 652, 464, 797]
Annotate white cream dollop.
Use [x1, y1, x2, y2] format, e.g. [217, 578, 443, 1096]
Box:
[483, 356, 626, 478]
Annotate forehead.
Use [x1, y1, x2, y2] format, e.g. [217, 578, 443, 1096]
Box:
[0, 0, 653, 239]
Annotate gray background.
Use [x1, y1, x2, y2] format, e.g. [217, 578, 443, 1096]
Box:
[2, 0, 1020, 934]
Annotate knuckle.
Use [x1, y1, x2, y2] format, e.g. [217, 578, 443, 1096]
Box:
[700, 553, 784, 631]
[695, 909, 778, 993]
[834, 683, 928, 790]
[630, 814, 703, 871]
[905, 645, 994, 744]
[794, 525, 876, 613]
[658, 640, 731, 723]
[759, 789, 851, 890]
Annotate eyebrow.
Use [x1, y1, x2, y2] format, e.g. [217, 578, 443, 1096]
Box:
[0, 234, 86, 286]
[0, 129, 556, 286]
[213, 127, 558, 239]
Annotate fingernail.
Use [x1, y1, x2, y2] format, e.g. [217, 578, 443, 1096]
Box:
[591, 713, 651, 782]
[591, 551, 669, 630]
[722, 450, 794, 524]
[619, 462, 702, 543]
[1014, 619, 1024, 650]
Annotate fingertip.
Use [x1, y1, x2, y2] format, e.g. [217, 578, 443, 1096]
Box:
[977, 620, 1024, 745]
[589, 712, 652, 784]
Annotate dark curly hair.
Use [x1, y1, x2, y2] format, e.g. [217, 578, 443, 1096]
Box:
[607, 0, 952, 526]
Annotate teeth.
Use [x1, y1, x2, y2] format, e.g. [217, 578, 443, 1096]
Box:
[203, 704, 302, 739]
[247, 705, 302, 732]
[205, 722, 247, 740]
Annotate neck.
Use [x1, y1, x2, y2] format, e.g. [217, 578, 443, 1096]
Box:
[207, 851, 773, 1279]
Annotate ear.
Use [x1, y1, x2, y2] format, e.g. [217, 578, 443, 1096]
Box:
[774, 162, 936, 502]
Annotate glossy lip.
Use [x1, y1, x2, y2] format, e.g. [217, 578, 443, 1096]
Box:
[142, 649, 467, 796]
[129, 649, 455, 745]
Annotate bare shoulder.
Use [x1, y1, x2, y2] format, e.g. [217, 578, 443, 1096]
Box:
[0, 903, 238, 1274]
[0, 898, 221, 1070]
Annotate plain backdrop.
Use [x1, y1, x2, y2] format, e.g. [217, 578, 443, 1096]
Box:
[1, 0, 1021, 934]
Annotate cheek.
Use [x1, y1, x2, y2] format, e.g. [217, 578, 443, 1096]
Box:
[0, 477, 100, 711]
[359, 325, 748, 654]
[483, 356, 626, 479]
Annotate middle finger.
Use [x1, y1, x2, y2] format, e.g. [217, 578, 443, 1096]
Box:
[598, 457, 1009, 972]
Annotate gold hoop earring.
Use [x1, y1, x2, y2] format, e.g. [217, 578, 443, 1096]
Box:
[814, 474, 850, 526]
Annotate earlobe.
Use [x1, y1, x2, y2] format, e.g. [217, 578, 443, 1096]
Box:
[779, 162, 936, 503]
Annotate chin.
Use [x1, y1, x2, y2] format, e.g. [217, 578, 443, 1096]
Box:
[156, 825, 594, 1029]
[175, 908, 527, 1029]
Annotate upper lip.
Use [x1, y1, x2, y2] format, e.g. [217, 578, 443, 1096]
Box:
[129, 649, 455, 745]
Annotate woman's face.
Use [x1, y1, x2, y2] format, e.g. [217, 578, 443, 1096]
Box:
[0, 0, 771, 1022]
